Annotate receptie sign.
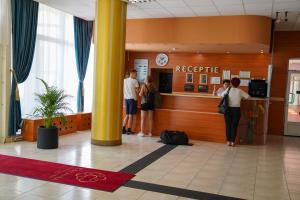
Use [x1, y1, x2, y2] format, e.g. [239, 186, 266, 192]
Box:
[175, 65, 220, 73]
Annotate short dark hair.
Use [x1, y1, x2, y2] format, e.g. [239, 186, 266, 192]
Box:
[231, 77, 241, 87]
[130, 69, 137, 73]
[223, 79, 230, 84]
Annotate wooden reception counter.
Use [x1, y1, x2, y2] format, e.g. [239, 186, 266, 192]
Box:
[130, 92, 269, 145]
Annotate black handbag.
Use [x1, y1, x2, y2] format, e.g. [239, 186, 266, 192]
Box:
[218, 87, 231, 114]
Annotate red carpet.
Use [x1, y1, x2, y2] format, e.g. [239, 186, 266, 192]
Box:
[0, 154, 134, 192]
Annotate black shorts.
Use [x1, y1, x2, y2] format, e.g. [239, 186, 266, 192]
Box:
[141, 103, 155, 111]
[125, 99, 137, 115]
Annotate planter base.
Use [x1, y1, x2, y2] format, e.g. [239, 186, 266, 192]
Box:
[37, 126, 58, 149]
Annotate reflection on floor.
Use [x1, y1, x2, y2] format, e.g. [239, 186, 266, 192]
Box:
[0, 131, 300, 200]
[288, 105, 300, 122]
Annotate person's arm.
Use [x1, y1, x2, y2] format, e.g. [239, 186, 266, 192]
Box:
[241, 89, 250, 99]
[135, 80, 140, 93]
[139, 85, 144, 97]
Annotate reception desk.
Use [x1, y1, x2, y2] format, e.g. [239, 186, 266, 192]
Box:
[129, 92, 269, 145]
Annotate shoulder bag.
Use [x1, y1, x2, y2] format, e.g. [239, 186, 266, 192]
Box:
[217, 87, 231, 114]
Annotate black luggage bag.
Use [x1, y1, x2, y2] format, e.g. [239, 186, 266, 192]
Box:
[160, 130, 189, 145]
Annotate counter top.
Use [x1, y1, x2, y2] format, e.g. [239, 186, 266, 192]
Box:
[161, 92, 220, 99]
[161, 92, 269, 101]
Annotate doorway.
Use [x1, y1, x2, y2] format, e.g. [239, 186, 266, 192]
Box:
[284, 59, 300, 136]
[159, 72, 173, 93]
[150, 68, 173, 93]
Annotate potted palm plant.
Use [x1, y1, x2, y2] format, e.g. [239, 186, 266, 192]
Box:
[32, 79, 72, 149]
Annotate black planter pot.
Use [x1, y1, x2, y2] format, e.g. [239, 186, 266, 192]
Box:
[37, 126, 58, 149]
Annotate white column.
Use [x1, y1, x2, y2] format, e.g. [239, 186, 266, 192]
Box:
[0, 0, 12, 143]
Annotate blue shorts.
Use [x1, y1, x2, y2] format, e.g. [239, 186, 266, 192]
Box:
[125, 99, 137, 115]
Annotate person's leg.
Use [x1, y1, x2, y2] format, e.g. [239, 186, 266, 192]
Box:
[230, 108, 241, 146]
[224, 110, 232, 144]
[128, 114, 133, 130]
[126, 99, 134, 134]
[122, 99, 129, 134]
[148, 110, 153, 136]
[139, 110, 146, 136]
[122, 115, 128, 133]
[128, 99, 138, 134]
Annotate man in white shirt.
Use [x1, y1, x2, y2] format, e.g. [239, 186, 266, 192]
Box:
[122, 69, 139, 134]
[216, 79, 230, 96]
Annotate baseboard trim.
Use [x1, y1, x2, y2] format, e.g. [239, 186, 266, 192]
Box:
[0, 135, 23, 144]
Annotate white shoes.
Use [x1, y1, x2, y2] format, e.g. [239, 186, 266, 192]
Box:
[137, 132, 152, 137]
[137, 132, 145, 137]
[226, 141, 236, 147]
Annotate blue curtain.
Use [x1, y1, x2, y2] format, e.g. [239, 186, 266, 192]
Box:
[9, 0, 39, 136]
[73, 17, 93, 112]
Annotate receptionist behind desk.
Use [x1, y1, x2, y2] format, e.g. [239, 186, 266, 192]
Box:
[216, 80, 230, 96]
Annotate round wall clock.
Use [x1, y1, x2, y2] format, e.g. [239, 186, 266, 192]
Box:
[156, 53, 168, 67]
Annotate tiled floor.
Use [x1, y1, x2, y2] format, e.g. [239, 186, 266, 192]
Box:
[0, 131, 300, 200]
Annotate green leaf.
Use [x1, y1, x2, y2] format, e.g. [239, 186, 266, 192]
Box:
[30, 78, 73, 129]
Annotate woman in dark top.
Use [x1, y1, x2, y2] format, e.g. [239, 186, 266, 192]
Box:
[138, 76, 155, 137]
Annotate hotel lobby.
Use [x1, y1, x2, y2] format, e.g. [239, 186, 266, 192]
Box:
[1, 0, 300, 199]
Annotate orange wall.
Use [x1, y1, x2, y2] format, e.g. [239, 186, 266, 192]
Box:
[126, 52, 270, 93]
[125, 31, 300, 136]
[93, 16, 271, 52]
[126, 16, 271, 45]
[268, 31, 300, 135]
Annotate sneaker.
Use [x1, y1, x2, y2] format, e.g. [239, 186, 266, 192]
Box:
[122, 129, 127, 134]
[227, 141, 230, 146]
[137, 132, 145, 137]
[230, 142, 235, 147]
[126, 131, 134, 135]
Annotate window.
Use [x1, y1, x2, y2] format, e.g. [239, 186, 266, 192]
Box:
[19, 4, 94, 116]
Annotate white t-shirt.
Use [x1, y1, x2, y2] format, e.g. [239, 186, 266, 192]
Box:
[124, 77, 139, 100]
[221, 87, 250, 107]
[216, 87, 226, 96]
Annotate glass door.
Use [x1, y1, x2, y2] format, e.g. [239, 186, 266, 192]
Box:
[285, 71, 300, 136]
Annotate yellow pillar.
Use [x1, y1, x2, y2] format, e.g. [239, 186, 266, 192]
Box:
[91, 0, 127, 146]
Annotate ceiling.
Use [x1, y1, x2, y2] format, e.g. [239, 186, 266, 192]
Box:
[35, 0, 300, 31]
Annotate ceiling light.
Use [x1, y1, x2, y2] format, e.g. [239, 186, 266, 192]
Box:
[172, 47, 176, 51]
[124, 0, 156, 3]
[275, 12, 281, 23]
[226, 51, 230, 54]
[275, 11, 288, 24]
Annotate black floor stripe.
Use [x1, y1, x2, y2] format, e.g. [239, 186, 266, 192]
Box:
[119, 145, 177, 174]
[124, 180, 244, 200]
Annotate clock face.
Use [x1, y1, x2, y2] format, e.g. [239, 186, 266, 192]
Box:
[156, 53, 168, 67]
